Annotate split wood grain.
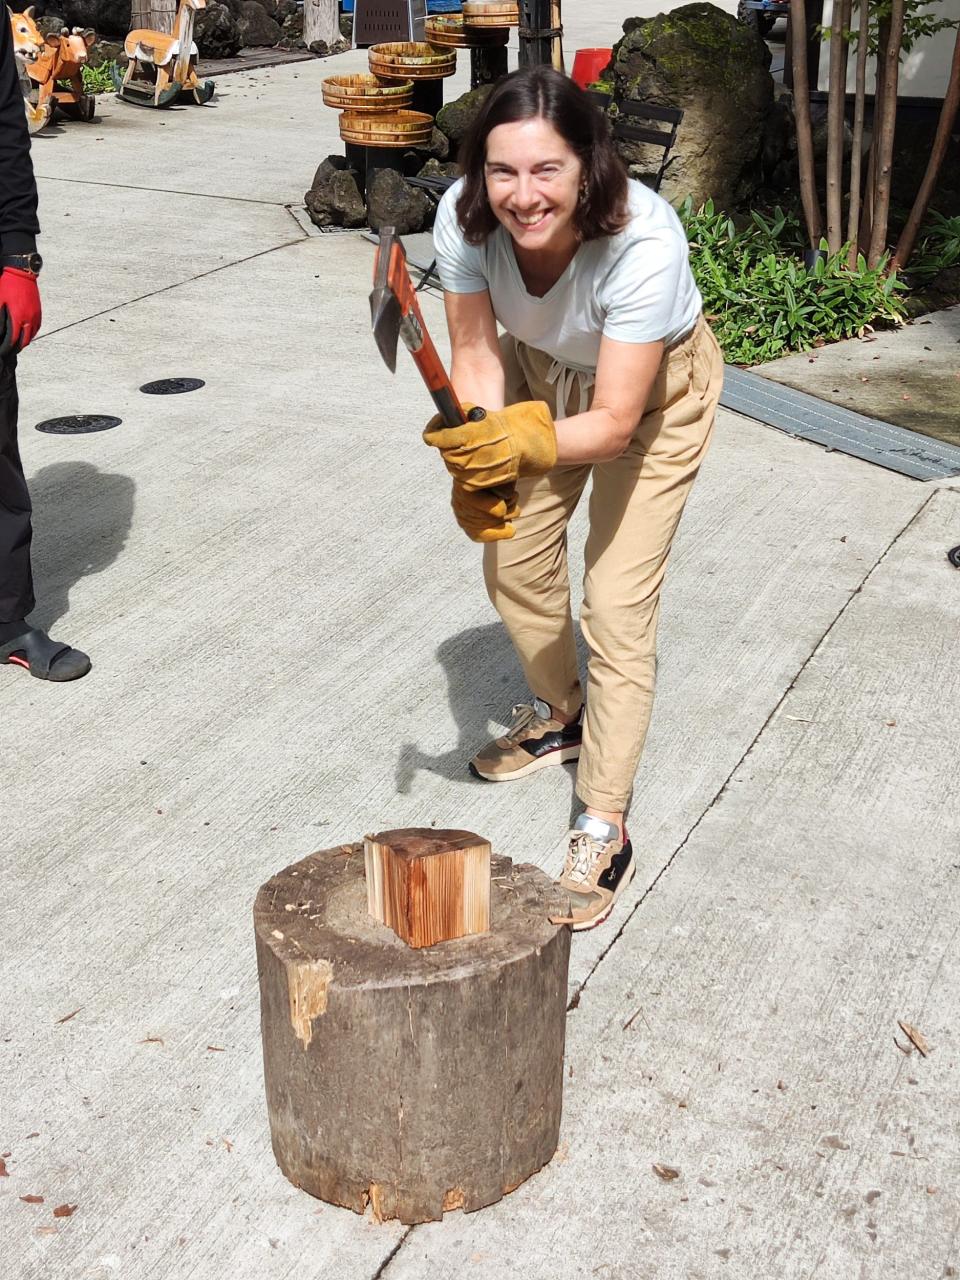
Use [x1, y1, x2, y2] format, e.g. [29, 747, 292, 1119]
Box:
[364, 827, 490, 948]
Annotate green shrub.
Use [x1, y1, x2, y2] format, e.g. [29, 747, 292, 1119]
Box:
[907, 212, 960, 285]
[677, 198, 907, 365]
[80, 61, 119, 94]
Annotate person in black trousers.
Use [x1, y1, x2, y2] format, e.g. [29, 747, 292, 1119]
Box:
[0, 14, 89, 680]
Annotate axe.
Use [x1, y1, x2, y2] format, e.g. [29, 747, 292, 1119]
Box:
[369, 226, 486, 428]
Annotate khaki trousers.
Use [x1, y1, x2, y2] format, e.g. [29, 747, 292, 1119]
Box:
[483, 315, 725, 810]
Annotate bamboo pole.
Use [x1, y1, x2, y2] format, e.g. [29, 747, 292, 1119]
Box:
[867, 0, 905, 268]
[550, 0, 563, 72]
[845, 0, 871, 268]
[790, 0, 824, 247]
[826, 0, 852, 255]
[889, 24, 960, 274]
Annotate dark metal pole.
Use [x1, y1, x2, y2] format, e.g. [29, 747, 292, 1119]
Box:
[470, 45, 509, 88]
[518, 0, 553, 69]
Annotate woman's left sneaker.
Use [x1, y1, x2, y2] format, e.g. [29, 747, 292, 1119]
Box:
[550, 814, 634, 931]
[469, 699, 582, 781]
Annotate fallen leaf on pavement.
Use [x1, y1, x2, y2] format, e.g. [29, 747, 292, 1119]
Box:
[822, 1135, 850, 1150]
[0, 1158, 8, 1176]
[55, 1009, 81, 1025]
[20, 1195, 44, 1204]
[898, 1021, 930, 1056]
[653, 1163, 680, 1181]
[222, 1138, 234, 1153]
[52, 1204, 77, 1218]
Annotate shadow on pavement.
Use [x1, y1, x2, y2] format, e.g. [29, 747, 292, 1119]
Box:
[395, 620, 588, 830]
[28, 460, 135, 630]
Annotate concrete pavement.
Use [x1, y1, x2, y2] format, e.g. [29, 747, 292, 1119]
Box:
[2, 7, 958, 1278]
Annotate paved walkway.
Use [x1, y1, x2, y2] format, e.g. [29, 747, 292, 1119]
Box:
[2, 7, 958, 1278]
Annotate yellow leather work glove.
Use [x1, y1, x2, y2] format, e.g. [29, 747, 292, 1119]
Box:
[451, 479, 519, 542]
[423, 401, 557, 492]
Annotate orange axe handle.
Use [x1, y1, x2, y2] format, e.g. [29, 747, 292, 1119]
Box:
[370, 229, 486, 429]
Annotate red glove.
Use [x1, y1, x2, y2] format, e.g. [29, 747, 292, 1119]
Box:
[0, 267, 43, 356]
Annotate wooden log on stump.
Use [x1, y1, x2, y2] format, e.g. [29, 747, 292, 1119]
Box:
[254, 840, 571, 1224]
[365, 828, 490, 948]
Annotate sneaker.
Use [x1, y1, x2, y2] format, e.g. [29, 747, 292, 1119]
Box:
[550, 814, 635, 931]
[469, 698, 582, 782]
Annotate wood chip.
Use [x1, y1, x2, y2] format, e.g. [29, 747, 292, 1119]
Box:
[653, 1163, 680, 1181]
[138, 1037, 164, 1046]
[898, 1021, 930, 1056]
[206, 1045, 226, 1052]
[55, 1009, 81, 1025]
[20, 1195, 44, 1204]
[52, 1204, 77, 1218]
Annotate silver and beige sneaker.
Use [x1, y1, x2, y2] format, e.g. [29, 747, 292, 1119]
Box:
[469, 698, 583, 782]
[550, 814, 635, 931]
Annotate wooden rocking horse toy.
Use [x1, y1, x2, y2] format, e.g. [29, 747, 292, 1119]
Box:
[28, 25, 97, 123]
[8, 8, 52, 132]
[116, 0, 214, 108]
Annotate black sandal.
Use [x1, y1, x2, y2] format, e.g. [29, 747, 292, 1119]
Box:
[0, 627, 91, 682]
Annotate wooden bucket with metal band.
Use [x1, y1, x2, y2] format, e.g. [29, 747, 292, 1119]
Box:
[462, 1, 519, 28]
[339, 108, 435, 147]
[321, 73, 415, 113]
[425, 14, 510, 47]
[368, 41, 457, 81]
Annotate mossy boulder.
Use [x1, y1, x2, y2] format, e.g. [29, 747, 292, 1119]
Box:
[195, 3, 242, 58]
[610, 2, 775, 208]
[435, 83, 493, 150]
[365, 168, 432, 235]
[304, 155, 366, 229]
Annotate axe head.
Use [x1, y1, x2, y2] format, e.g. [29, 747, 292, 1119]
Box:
[370, 226, 406, 374]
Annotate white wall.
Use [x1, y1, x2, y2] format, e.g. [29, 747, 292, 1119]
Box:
[817, 0, 959, 98]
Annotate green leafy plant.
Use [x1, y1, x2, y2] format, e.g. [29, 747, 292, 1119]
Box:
[679, 198, 907, 365]
[906, 213, 960, 284]
[79, 61, 120, 94]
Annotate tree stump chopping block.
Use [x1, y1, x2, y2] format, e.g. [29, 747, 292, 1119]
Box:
[254, 842, 571, 1224]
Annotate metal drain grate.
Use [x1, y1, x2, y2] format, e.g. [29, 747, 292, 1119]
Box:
[140, 378, 205, 395]
[35, 414, 122, 435]
[721, 366, 960, 482]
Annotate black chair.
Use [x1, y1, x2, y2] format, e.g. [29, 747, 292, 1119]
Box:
[585, 93, 684, 195]
[408, 174, 459, 291]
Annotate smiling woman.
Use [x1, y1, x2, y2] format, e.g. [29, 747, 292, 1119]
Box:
[421, 66, 724, 930]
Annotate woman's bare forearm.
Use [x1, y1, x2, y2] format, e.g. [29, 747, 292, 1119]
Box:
[450, 357, 506, 414]
[554, 408, 636, 464]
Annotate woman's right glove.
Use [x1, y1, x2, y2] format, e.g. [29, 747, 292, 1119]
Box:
[423, 400, 557, 491]
[451, 479, 519, 543]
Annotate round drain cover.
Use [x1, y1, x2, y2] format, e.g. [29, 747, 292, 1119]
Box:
[948, 545, 960, 569]
[139, 377, 205, 395]
[35, 414, 122, 435]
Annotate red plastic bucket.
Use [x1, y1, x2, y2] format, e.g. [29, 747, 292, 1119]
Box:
[571, 47, 612, 90]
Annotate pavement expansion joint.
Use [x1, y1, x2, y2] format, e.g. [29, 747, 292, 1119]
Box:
[35, 236, 308, 341]
[36, 175, 291, 208]
[568, 489, 936, 1018]
[722, 365, 960, 481]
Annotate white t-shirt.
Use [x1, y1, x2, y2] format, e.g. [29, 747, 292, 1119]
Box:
[433, 177, 702, 372]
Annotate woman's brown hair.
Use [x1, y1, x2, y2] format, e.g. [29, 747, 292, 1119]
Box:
[455, 65, 629, 245]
